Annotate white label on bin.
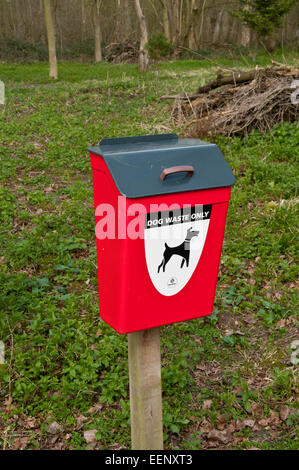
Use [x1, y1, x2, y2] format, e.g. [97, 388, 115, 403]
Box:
[144, 205, 212, 296]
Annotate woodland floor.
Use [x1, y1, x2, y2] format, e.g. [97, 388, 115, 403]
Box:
[0, 51, 298, 450]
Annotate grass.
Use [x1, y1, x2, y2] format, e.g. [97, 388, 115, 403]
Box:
[0, 51, 298, 450]
[0, 45, 298, 85]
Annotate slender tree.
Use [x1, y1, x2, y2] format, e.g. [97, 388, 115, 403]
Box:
[94, 0, 102, 62]
[186, 0, 200, 49]
[171, 0, 180, 45]
[134, 0, 149, 72]
[160, 0, 171, 40]
[43, 0, 57, 79]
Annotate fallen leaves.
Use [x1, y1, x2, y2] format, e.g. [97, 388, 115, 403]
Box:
[192, 402, 295, 450]
[13, 436, 29, 450]
[47, 421, 63, 435]
[24, 416, 38, 429]
[269, 410, 280, 426]
[279, 405, 290, 421]
[86, 403, 103, 414]
[74, 414, 89, 430]
[207, 429, 231, 445]
[216, 414, 226, 431]
[83, 429, 98, 445]
[202, 399, 213, 410]
[109, 443, 126, 450]
[276, 317, 297, 329]
[243, 419, 255, 428]
[188, 415, 197, 422]
[258, 418, 269, 427]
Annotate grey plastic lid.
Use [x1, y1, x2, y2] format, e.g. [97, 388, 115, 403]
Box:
[88, 134, 235, 199]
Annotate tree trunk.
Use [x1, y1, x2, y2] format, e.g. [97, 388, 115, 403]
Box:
[213, 8, 224, 44]
[123, 0, 132, 40]
[94, 0, 102, 62]
[264, 35, 276, 52]
[172, 0, 180, 45]
[187, 0, 199, 49]
[134, 0, 149, 73]
[221, 10, 231, 44]
[43, 0, 57, 79]
[165, 0, 174, 42]
[240, 4, 251, 47]
[161, 0, 171, 40]
[115, 0, 130, 42]
[240, 24, 251, 47]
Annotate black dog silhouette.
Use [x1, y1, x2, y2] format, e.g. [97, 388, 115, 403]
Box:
[157, 227, 199, 273]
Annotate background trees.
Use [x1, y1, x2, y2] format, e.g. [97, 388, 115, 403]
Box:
[232, 0, 297, 55]
[0, 0, 298, 62]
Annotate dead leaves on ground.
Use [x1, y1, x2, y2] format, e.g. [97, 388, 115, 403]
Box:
[0, 404, 105, 450]
[189, 406, 295, 449]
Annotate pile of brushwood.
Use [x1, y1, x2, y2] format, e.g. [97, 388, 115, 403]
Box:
[105, 39, 139, 63]
[163, 64, 299, 137]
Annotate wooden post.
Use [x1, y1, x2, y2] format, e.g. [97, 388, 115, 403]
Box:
[128, 328, 163, 450]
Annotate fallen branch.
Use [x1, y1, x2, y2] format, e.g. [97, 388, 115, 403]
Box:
[197, 70, 257, 94]
[161, 68, 271, 100]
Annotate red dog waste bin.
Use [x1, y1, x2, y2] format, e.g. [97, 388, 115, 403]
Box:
[89, 134, 235, 333]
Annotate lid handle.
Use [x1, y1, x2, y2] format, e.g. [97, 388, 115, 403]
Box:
[160, 165, 194, 181]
